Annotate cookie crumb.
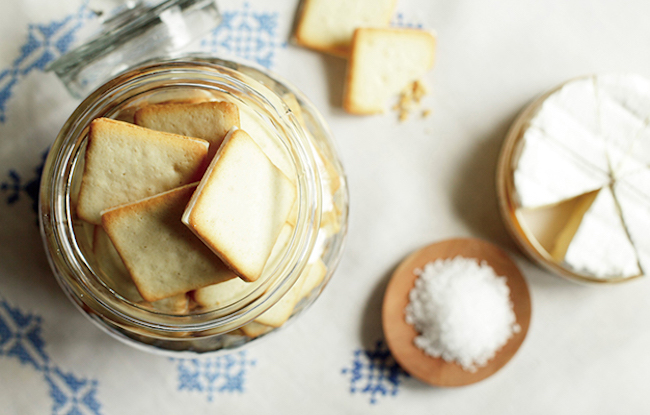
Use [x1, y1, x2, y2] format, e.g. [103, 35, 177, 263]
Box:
[412, 80, 427, 103]
[395, 80, 429, 122]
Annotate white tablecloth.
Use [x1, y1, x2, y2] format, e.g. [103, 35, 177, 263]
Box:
[1, 0, 650, 413]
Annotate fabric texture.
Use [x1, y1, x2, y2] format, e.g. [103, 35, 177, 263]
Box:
[1, 0, 650, 414]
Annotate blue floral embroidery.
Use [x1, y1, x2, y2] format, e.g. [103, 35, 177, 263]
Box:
[341, 340, 409, 404]
[1, 150, 47, 214]
[201, 2, 280, 69]
[0, 298, 102, 415]
[392, 12, 424, 29]
[172, 351, 257, 401]
[1, 3, 284, 407]
[0, 2, 95, 123]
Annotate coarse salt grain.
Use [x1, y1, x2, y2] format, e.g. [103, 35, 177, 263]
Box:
[405, 256, 520, 372]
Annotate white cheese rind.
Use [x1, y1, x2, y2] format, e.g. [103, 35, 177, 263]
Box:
[529, 78, 609, 172]
[598, 74, 650, 125]
[598, 74, 650, 176]
[563, 187, 640, 279]
[515, 75, 650, 206]
[615, 171, 650, 276]
[514, 128, 610, 208]
[513, 74, 650, 279]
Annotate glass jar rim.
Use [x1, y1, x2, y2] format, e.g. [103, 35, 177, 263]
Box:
[39, 57, 324, 335]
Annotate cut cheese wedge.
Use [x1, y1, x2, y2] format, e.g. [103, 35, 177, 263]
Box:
[182, 129, 296, 282]
[609, 139, 650, 187]
[550, 190, 600, 261]
[134, 101, 240, 161]
[535, 77, 601, 135]
[614, 172, 650, 275]
[597, 74, 650, 126]
[513, 127, 610, 208]
[77, 118, 209, 224]
[529, 96, 609, 173]
[551, 187, 641, 279]
[517, 75, 650, 189]
[599, 92, 648, 175]
[512, 74, 650, 280]
[597, 74, 650, 176]
[102, 183, 236, 302]
[343, 28, 436, 115]
[516, 197, 595, 255]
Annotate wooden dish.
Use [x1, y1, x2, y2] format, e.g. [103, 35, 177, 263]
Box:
[382, 238, 531, 387]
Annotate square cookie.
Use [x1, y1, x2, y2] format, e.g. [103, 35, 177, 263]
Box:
[134, 101, 240, 161]
[101, 183, 236, 302]
[294, 0, 397, 56]
[183, 129, 296, 282]
[343, 28, 436, 114]
[77, 118, 209, 224]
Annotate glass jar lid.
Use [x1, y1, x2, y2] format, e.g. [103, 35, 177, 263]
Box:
[47, 0, 221, 98]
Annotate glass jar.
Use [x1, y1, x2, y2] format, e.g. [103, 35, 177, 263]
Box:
[39, 56, 349, 354]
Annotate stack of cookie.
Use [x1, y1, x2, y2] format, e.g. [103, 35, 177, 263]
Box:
[76, 99, 330, 336]
[294, 0, 437, 118]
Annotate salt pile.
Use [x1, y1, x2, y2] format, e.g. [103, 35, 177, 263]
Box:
[405, 256, 520, 372]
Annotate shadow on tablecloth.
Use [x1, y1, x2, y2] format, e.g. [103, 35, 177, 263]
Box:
[451, 112, 519, 252]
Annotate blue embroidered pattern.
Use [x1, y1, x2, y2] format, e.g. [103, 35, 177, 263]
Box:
[392, 12, 424, 29]
[1, 2, 282, 406]
[1, 150, 47, 214]
[341, 340, 409, 404]
[0, 298, 102, 414]
[201, 2, 280, 69]
[172, 351, 257, 401]
[0, 2, 95, 123]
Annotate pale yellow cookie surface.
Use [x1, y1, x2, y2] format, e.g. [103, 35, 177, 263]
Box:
[101, 183, 236, 302]
[254, 274, 305, 327]
[193, 223, 294, 307]
[183, 129, 296, 282]
[93, 227, 190, 313]
[238, 106, 296, 183]
[134, 101, 239, 161]
[77, 118, 209, 224]
[261, 223, 295, 275]
[93, 225, 142, 302]
[241, 321, 273, 338]
[193, 277, 262, 308]
[147, 293, 190, 314]
[294, 0, 397, 56]
[254, 259, 327, 327]
[343, 28, 436, 114]
[243, 259, 327, 330]
[298, 259, 328, 300]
